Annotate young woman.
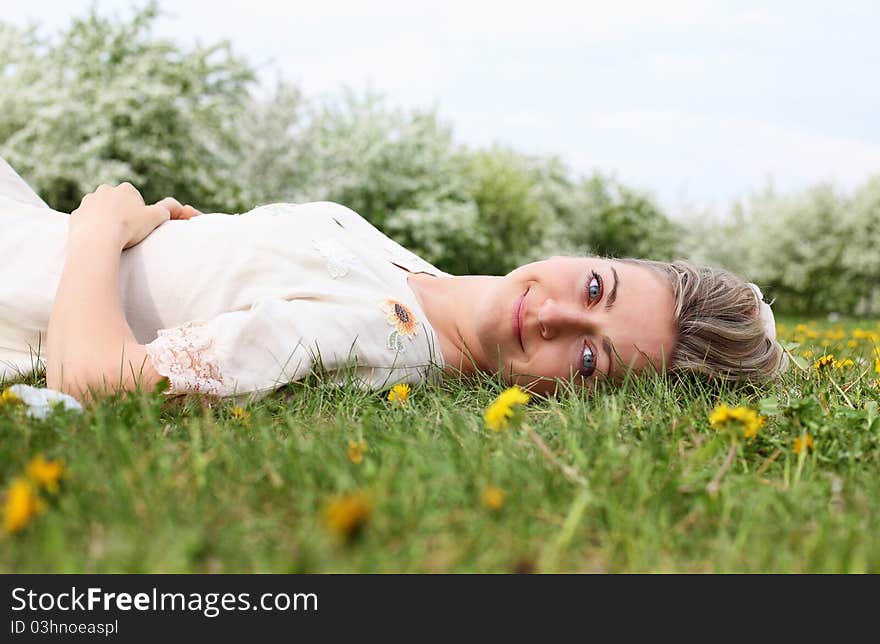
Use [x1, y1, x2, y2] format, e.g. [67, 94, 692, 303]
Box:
[0, 159, 786, 403]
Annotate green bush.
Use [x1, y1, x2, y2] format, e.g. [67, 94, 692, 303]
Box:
[841, 177, 880, 314]
[684, 179, 880, 316]
[1, 1, 689, 279]
[555, 173, 683, 262]
[0, 1, 256, 213]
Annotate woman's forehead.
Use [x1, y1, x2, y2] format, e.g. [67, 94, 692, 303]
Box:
[598, 260, 676, 378]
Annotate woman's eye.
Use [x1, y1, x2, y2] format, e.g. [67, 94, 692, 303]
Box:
[586, 271, 602, 303]
[580, 344, 596, 378]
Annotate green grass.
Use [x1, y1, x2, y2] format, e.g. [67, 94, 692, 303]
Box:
[1, 317, 879, 573]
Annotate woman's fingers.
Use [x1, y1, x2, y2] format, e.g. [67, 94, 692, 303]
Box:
[146, 203, 171, 233]
[152, 197, 183, 218]
[120, 203, 173, 250]
[152, 197, 202, 220]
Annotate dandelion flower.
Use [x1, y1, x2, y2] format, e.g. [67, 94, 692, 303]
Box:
[481, 485, 505, 511]
[496, 387, 531, 407]
[231, 406, 250, 424]
[708, 403, 733, 427]
[793, 434, 814, 455]
[0, 388, 22, 406]
[813, 354, 835, 371]
[3, 478, 46, 534]
[484, 386, 531, 432]
[833, 359, 854, 370]
[709, 403, 765, 439]
[387, 383, 411, 406]
[801, 350, 814, 359]
[741, 412, 766, 439]
[347, 439, 367, 465]
[323, 491, 372, 539]
[26, 455, 65, 494]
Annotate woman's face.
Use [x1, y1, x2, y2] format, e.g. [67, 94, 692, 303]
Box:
[473, 256, 677, 395]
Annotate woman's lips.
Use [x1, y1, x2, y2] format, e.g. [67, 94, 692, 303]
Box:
[513, 288, 528, 351]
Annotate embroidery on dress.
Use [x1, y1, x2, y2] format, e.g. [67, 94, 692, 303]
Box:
[144, 321, 231, 396]
[312, 236, 358, 279]
[380, 298, 419, 353]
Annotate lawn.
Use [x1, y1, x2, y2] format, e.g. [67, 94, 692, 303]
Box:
[1, 318, 879, 573]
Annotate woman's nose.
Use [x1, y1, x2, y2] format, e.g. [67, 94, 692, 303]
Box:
[537, 298, 595, 340]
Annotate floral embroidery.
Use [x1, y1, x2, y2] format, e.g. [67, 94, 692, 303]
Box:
[380, 298, 419, 352]
[312, 236, 358, 278]
[144, 321, 232, 396]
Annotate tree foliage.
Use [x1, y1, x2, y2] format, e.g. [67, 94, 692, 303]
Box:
[684, 181, 880, 315]
[559, 173, 683, 262]
[1, 2, 705, 282]
[0, 1, 255, 213]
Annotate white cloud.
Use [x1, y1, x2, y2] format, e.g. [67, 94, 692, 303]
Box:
[564, 109, 880, 210]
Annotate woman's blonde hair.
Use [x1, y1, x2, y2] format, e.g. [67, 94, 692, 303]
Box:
[619, 258, 788, 382]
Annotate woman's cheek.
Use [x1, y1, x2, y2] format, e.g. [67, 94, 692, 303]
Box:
[528, 350, 562, 380]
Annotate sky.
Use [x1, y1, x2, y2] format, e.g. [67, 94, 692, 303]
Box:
[5, 0, 880, 215]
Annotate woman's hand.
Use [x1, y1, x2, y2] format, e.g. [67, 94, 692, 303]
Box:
[70, 182, 202, 250]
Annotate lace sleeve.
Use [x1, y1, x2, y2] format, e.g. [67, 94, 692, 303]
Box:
[144, 320, 234, 396]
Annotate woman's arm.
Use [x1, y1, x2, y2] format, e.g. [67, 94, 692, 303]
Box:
[46, 183, 200, 402]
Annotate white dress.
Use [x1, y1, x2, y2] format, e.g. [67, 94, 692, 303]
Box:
[0, 158, 448, 401]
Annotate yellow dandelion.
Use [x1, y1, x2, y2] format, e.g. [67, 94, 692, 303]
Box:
[813, 354, 835, 371]
[481, 485, 505, 511]
[484, 403, 511, 432]
[833, 359, 854, 370]
[793, 434, 814, 455]
[347, 439, 367, 464]
[0, 388, 21, 407]
[387, 383, 411, 406]
[3, 478, 46, 534]
[741, 411, 766, 439]
[847, 340, 858, 349]
[323, 491, 372, 539]
[25, 455, 65, 494]
[484, 386, 531, 432]
[801, 350, 815, 359]
[496, 387, 531, 407]
[708, 403, 733, 427]
[709, 403, 765, 439]
[231, 406, 250, 425]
